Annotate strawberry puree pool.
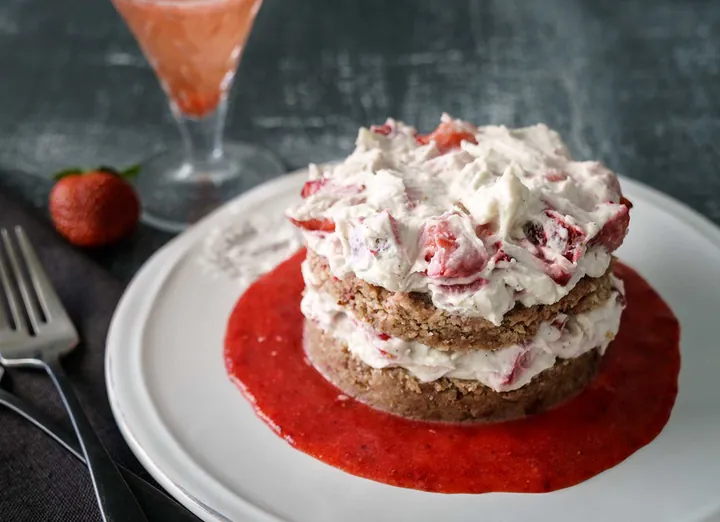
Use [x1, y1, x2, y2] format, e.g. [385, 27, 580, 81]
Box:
[225, 249, 680, 494]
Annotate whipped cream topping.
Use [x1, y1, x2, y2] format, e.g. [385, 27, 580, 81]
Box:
[287, 115, 629, 325]
[302, 278, 625, 393]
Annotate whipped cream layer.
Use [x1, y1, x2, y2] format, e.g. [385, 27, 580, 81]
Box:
[287, 116, 629, 325]
[302, 280, 625, 393]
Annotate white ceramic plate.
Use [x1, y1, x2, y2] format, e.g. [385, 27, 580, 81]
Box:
[106, 170, 720, 522]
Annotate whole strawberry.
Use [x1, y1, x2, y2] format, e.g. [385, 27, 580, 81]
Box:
[49, 165, 141, 247]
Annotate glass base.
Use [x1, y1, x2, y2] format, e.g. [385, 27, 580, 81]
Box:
[133, 142, 285, 233]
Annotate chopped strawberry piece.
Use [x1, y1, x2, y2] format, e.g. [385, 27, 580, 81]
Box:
[565, 240, 584, 262]
[522, 215, 579, 284]
[620, 196, 633, 209]
[545, 169, 568, 182]
[493, 249, 511, 263]
[523, 221, 547, 246]
[503, 351, 531, 386]
[422, 220, 488, 278]
[590, 205, 630, 252]
[475, 222, 495, 238]
[562, 230, 585, 262]
[288, 217, 335, 232]
[486, 240, 512, 264]
[544, 210, 586, 263]
[377, 332, 391, 341]
[415, 122, 478, 153]
[387, 212, 402, 245]
[544, 263, 573, 286]
[300, 179, 327, 198]
[521, 233, 574, 286]
[370, 123, 392, 136]
[423, 221, 455, 262]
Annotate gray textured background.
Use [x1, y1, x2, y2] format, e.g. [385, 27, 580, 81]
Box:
[1, 0, 719, 282]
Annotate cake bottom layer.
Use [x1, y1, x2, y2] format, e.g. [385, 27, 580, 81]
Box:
[304, 321, 602, 423]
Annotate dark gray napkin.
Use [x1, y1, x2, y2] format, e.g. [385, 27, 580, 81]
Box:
[0, 192, 149, 521]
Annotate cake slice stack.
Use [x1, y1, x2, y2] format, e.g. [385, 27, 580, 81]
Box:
[288, 116, 630, 422]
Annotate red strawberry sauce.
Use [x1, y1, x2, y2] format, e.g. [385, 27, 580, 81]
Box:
[224, 248, 680, 494]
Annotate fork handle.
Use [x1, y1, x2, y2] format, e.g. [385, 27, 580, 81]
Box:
[42, 356, 149, 522]
[0, 389, 200, 521]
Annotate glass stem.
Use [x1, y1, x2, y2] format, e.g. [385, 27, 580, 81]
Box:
[173, 96, 228, 167]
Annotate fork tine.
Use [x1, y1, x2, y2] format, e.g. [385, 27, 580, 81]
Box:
[0, 240, 24, 332]
[14, 227, 70, 325]
[1, 228, 42, 332]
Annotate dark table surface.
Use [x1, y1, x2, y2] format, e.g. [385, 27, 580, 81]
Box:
[1, 0, 719, 283]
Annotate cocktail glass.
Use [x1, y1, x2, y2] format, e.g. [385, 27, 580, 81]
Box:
[111, 0, 284, 232]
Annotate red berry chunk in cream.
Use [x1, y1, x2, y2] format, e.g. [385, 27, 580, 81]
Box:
[301, 179, 328, 198]
[288, 217, 335, 233]
[287, 115, 630, 325]
[415, 120, 478, 153]
[422, 216, 488, 279]
[590, 204, 630, 252]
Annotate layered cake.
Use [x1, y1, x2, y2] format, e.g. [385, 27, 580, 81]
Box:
[287, 116, 630, 422]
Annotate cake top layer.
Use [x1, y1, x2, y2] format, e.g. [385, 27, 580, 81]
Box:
[287, 115, 630, 325]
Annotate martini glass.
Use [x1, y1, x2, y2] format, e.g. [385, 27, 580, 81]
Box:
[112, 0, 284, 232]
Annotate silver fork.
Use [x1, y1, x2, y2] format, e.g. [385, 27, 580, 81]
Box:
[0, 226, 148, 522]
